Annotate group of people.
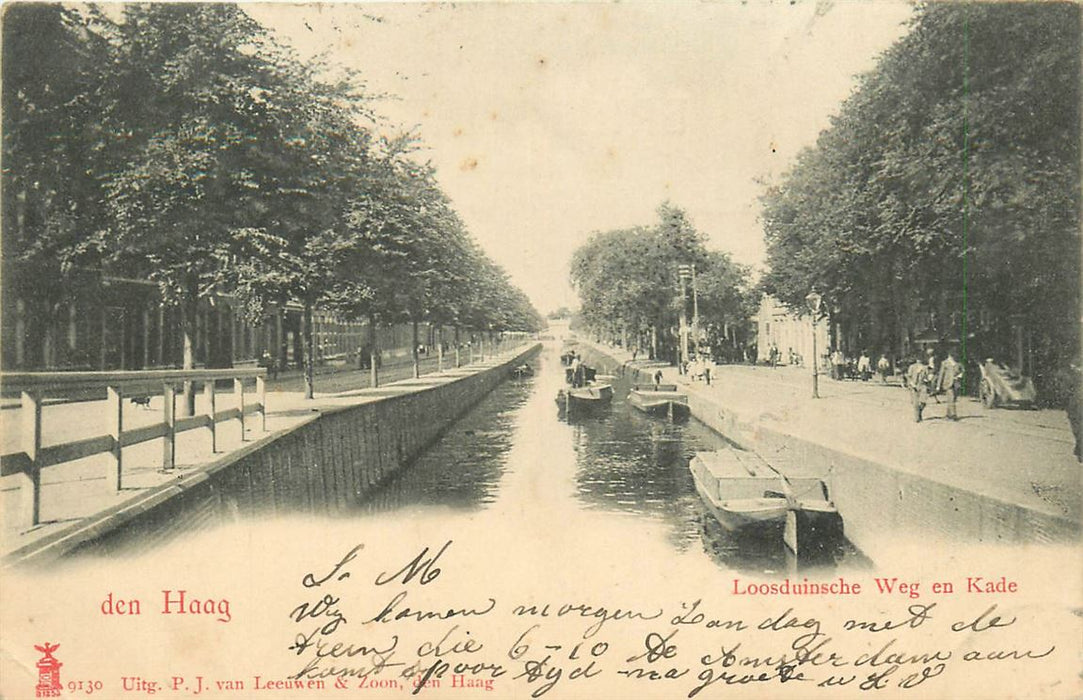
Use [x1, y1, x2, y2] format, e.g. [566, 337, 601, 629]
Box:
[682, 355, 714, 385]
[905, 348, 964, 423]
[568, 352, 586, 388]
[829, 349, 893, 382]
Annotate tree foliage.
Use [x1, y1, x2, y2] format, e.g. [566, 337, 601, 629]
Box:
[570, 203, 751, 359]
[2, 3, 541, 390]
[761, 3, 1079, 395]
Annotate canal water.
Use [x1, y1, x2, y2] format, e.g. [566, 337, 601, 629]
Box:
[353, 344, 856, 575]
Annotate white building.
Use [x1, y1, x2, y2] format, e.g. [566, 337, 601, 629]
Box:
[756, 295, 829, 367]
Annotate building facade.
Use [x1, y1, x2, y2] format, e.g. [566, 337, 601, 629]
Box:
[756, 295, 830, 368]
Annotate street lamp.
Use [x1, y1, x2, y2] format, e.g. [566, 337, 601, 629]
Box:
[677, 264, 693, 370]
[805, 290, 822, 399]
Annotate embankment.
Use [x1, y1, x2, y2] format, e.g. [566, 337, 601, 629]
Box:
[7, 344, 540, 566]
[582, 342, 1078, 556]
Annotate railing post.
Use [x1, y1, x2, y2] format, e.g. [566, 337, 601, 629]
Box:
[107, 385, 123, 491]
[204, 380, 217, 453]
[235, 377, 246, 441]
[256, 374, 267, 432]
[162, 384, 176, 471]
[20, 390, 42, 528]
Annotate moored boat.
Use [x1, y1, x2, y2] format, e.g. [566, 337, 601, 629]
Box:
[564, 365, 597, 384]
[628, 384, 690, 419]
[556, 383, 614, 412]
[689, 448, 842, 555]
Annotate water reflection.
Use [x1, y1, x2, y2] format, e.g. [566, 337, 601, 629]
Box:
[360, 345, 857, 575]
[353, 373, 534, 514]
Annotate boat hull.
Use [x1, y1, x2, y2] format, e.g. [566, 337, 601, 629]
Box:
[628, 386, 690, 419]
[689, 448, 843, 554]
[557, 384, 614, 412]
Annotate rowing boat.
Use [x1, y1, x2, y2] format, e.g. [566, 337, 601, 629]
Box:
[689, 448, 842, 554]
[628, 384, 690, 419]
[556, 383, 613, 412]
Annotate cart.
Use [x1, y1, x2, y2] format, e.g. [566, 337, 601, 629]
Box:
[979, 359, 1037, 409]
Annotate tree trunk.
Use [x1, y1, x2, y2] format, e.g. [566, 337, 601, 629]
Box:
[436, 325, 444, 372]
[368, 314, 379, 388]
[650, 325, 658, 360]
[303, 301, 315, 400]
[181, 297, 197, 417]
[22, 298, 47, 369]
[412, 320, 420, 378]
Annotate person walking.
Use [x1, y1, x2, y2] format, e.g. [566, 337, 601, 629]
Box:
[905, 357, 931, 422]
[935, 350, 964, 420]
[831, 348, 845, 380]
[877, 353, 891, 383]
[857, 351, 872, 381]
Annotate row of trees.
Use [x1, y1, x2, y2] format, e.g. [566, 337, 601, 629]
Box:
[3, 4, 541, 398]
[570, 203, 754, 363]
[761, 3, 1079, 400]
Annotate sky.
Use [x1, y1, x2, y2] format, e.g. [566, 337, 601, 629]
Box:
[246, 1, 915, 316]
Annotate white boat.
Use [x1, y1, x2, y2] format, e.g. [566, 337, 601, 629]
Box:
[628, 384, 690, 419]
[689, 448, 842, 554]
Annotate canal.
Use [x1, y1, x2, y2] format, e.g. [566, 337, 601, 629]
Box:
[351, 343, 857, 575]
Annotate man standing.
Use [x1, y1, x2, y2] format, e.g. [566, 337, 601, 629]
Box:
[857, 351, 872, 381]
[877, 353, 891, 383]
[831, 348, 846, 380]
[935, 350, 964, 420]
[906, 357, 931, 422]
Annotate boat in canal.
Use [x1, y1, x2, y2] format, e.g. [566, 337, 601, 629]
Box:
[556, 383, 614, 413]
[564, 365, 597, 384]
[628, 384, 690, 420]
[511, 364, 534, 379]
[689, 448, 842, 555]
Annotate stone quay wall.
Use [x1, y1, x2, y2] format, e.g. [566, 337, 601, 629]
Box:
[586, 343, 1077, 556]
[9, 344, 540, 565]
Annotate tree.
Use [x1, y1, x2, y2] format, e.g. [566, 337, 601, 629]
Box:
[100, 4, 301, 409]
[2, 4, 116, 367]
[570, 203, 744, 360]
[762, 3, 1079, 398]
[3, 3, 542, 390]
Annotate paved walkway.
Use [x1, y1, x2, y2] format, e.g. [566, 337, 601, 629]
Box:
[0, 347, 525, 557]
[589, 342, 1080, 525]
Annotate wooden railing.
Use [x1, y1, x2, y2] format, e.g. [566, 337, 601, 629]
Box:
[1, 368, 266, 530]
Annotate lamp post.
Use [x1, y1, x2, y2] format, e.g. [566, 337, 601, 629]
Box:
[678, 264, 693, 370]
[691, 263, 699, 356]
[805, 290, 822, 399]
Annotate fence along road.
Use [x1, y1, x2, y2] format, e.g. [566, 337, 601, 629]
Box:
[1, 369, 266, 529]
